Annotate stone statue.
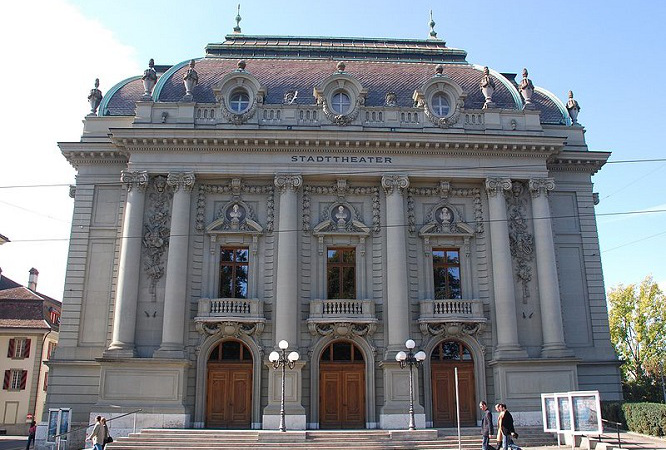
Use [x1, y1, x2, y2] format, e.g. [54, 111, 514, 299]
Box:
[87, 78, 103, 116]
[480, 66, 496, 109]
[519, 68, 534, 108]
[182, 59, 199, 101]
[566, 90, 581, 125]
[229, 203, 242, 229]
[335, 205, 348, 228]
[284, 90, 298, 104]
[141, 58, 157, 100]
[385, 92, 397, 107]
[439, 207, 452, 224]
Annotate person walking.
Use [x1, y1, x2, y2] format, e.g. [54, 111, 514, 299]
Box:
[86, 416, 107, 450]
[25, 420, 36, 450]
[495, 404, 504, 449]
[498, 404, 516, 450]
[479, 401, 494, 450]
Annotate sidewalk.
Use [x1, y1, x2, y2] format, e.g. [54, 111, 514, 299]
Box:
[521, 430, 666, 450]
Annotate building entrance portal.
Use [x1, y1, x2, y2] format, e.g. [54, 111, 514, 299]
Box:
[431, 340, 476, 427]
[319, 341, 366, 429]
[206, 340, 252, 428]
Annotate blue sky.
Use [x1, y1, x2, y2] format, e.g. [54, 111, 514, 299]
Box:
[0, 0, 664, 298]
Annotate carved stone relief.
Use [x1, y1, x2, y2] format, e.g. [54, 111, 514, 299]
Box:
[506, 181, 534, 304]
[142, 176, 171, 301]
[407, 182, 483, 234]
[195, 180, 274, 232]
[302, 181, 380, 233]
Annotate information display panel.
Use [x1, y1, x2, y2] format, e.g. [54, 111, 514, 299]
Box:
[541, 391, 602, 435]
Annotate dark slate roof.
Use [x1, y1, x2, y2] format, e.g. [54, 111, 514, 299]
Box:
[102, 35, 567, 124]
[0, 274, 61, 331]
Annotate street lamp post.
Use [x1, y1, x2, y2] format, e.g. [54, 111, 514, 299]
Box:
[269, 340, 300, 432]
[396, 339, 426, 431]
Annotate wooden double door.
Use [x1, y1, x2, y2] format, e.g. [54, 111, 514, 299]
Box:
[431, 362, 476, 427]
[206, 362, 252, 428]
[320, 362, 365, 429]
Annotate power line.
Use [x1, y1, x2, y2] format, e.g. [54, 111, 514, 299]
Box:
[1, 157, 666, 190]
[5, 207, 666, 244]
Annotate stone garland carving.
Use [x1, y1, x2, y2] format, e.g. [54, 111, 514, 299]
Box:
[308, 322, 377, 355]
[506, 181, 534, 304]
[142, 176, 171, 301]
[195, 181, 274, 232]
[423, 97, 465, 129]
[302, 182, 380, 233]
[407, 184, 483, 234]
[321, 97, 363, 126]
[195, 320, 264, 338]
[420, 321, 486, 338]
[220, 95, 258, 125]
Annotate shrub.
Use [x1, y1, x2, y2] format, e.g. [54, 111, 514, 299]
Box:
[601, 401, 625, 427]
[621, 402, 666, 437]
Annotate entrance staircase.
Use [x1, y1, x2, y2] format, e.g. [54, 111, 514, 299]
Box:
[106, 427, 558, 450]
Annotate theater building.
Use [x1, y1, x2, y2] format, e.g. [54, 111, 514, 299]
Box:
[44, 23, 621, 442]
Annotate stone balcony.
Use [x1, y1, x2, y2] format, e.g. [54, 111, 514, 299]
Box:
[307, 299, 378, 338]
[194, 297, 266, 337]
[418, 299, 487, 337]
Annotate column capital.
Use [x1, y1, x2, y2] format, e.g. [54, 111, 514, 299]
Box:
[167, 171, 196, 192]
[381, 174, 409, 196]
[274, 174, 303, 193]
[529, 177, 555, 198]
[485, 177, 512, 197]
[120, 170, 149, 191]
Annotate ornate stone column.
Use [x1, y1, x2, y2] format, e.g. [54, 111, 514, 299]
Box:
[485, 178, 526, 358]
[529, 178, 571, 357]
[154, 172, 195, 359]
[107, 170, 148, 357]
[273, 174, 302, 346]
[382, 174, 410, 352]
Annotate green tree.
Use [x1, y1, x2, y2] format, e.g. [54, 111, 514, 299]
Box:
[608, 276, 666, 402]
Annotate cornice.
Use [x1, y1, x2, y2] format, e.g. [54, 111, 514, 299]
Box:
[108, 128, 565, 159]
[59, 142, 128, 169]
[546, 150, 610, 174]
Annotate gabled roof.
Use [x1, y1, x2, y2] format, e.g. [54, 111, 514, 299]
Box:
[0, 273, 61, 331]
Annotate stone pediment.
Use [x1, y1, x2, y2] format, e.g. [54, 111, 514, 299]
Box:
[312, 202, 370, 236]
[205, 201, 263, 235]
[419, 203, 473, 238]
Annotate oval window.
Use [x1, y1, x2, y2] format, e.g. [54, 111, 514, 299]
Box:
[431, 93, 450, 117]
[331, 91, 351, 114]
[229, 90, 250, 113]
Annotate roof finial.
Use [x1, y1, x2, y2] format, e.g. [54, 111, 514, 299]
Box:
[233, 4, 242, 34]
[429, 10, 437, 39]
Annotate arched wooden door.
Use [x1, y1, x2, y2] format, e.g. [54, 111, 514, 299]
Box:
[431, 340, 476, 427]
[206, 340, 252, 428]
[319, 341, 366, 429]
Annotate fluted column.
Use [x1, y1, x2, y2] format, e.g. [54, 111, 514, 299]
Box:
[529, 178, 571, 357]
[107, 170, 148, 356]
[382, 174, 410, 352]
[274, 174, 302, 346]
[154, 172, 195, 358]
[485, 178, 526, 358]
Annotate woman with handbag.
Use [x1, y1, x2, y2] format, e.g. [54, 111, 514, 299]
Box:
[101, 417, 113, 448]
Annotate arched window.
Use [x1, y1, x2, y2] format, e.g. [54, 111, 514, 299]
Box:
[208, 340, 251, 362]
[431, 93, 450, 117]
[321, 341, 364, 362]
[431, 340, 472, 361]
[331, 91, 351, 114]
[229, 90, 250, 112]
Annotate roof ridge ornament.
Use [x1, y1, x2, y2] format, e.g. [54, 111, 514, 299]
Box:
[519, 68, 535, 110]
[233, 4, 242, 34]
[429, 10, 437, 39]
[141, 58, 157, 100]
[566, 90, 581, 125]
[87, 78, 103, 116]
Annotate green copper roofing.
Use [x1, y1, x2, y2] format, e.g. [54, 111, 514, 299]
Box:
[99, 76, 141, 116]
[535, 86, 570, 125]
[151, 58, 202, 103]
[472, 64, 522, 109]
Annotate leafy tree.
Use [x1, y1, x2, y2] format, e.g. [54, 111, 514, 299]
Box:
[608, 276, 666, 402]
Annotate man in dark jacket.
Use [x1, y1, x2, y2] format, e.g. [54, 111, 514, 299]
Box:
[479, 401, 494, 450]
[499, 403, 516, 449]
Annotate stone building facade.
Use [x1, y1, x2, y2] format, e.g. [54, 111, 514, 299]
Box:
[44, 31, 620, 444]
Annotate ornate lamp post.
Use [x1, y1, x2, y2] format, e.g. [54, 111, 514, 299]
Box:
[269, 340, 300, 432]
[396, 339, 426, 430]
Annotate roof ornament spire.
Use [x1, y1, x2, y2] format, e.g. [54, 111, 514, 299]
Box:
[519, 68, 535, 109]
[429, 10, 437, 39]
[566, 90, 581, 125]
[233, 4, 242, 34]
[141, 58, 157, 100]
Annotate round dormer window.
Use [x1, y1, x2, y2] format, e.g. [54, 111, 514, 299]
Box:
[331, 91, 351, 114]
[229, 90, 250, 113]
[431, 93, 450, 117]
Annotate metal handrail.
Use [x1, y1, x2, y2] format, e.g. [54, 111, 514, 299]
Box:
[53, 409, 142, 439]
[598, 417, 623, 449]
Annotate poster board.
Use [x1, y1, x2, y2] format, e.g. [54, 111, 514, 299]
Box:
[47, 408, 71, 443]
[541, 391, 602, 435]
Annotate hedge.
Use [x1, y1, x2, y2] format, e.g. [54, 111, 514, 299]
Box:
[621, 402, 666, 437]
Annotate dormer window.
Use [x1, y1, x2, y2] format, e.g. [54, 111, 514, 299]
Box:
[331, 91, 351, 114]
[431, 93, 450, 117]
[230, 90, 250, 113]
